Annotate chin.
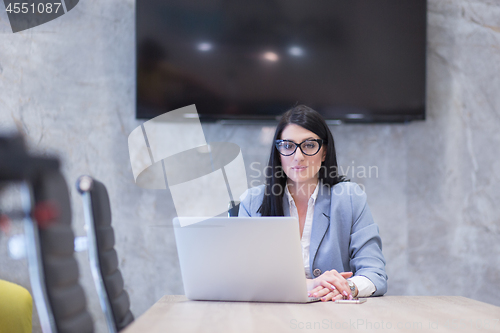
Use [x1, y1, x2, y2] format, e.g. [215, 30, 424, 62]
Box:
[286, 172, 314, 183]
[288, 177, 314, 185]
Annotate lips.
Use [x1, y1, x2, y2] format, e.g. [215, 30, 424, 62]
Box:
[291, 166, 307, 170]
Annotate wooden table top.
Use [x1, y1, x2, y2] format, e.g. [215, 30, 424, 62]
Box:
[122, 295, 500, 333]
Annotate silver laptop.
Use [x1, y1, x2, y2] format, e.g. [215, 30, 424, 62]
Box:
[172, 217, 321, 303]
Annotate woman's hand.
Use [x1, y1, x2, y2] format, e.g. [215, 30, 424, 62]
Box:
[308, 270, 353, 302]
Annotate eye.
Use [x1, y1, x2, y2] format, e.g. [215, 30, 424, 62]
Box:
[279, 142, 294, 149]
[304, 141, 317, 149]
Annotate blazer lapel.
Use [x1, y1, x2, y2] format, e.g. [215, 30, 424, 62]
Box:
[309, 183, 331, 270]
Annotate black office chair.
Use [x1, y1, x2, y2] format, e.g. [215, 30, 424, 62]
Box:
[0, 135, 93, 333]
[228, 201, 240, 217]
[25, 170, 94, 333]
[76, 176, 134, 333]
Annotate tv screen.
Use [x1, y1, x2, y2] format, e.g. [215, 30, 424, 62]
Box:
[137, 0, 426, 123]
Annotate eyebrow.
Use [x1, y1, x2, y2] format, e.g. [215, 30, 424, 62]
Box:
[281, 137, 317, 141]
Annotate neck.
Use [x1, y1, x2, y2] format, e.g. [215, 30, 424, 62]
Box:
[287, 178, 319, 201]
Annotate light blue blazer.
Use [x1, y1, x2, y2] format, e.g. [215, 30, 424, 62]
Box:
[238, 181, 388, 296]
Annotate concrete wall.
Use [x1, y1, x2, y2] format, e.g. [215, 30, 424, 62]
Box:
[1, 0, 499, 332]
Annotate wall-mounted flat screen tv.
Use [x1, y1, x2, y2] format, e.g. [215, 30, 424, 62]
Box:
[137, 0, 426, 123]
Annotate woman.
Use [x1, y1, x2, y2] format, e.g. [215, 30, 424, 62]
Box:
[239, 105, 387, 302]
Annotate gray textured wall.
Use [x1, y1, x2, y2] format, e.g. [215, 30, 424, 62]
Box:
[1, 0, 499, 332]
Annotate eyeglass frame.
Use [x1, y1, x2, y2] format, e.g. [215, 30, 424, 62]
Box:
[275, 139, 324, 156]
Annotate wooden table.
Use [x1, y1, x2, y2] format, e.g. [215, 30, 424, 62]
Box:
[122, 295, 500, 333]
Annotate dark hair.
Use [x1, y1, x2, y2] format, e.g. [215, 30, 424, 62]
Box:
[258, 105, 347, 216]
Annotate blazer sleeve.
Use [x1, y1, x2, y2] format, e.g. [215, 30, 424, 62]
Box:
[238, 188, 252, 217]
[348, 183, 388, 296]
[238, 186, 264, 217]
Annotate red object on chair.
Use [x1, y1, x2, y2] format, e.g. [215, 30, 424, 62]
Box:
[33, 201, 59, 229]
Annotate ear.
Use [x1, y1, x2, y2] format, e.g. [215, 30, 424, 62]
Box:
[321, 146, 327, 162]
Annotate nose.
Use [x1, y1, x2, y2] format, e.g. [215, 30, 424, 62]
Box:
[293, 146, 305, 161]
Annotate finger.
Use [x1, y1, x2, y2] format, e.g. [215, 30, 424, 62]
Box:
[333, 293, 344, 301]
[328, 271, 351, 299]
[312, 285, 340, 298]
[340, 272, 353, 279]
[335, 272, 351, 298]
[320, 280, 336, 291]
[316, 271, 351, 299]
[309, 286, 326, 297]
[338, 280, 351, 299]
[310, 283, 341, 299]
[322, 288, 340, 301]
[310, 279, 335, 293]
[312, 287, 333, 298]
[308, 286, 323, 296]
[321, 291, 337, 302]
[308, 288, 319, 296]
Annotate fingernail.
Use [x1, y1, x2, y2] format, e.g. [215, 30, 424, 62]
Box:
[308, 293, 311, 297]
[330, 284, 336, 290]
[349, 295, 353, 300]
[343, 291, 348, 296]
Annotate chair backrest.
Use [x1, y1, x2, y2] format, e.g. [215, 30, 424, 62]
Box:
[25, 170, 94, 333]
[76, 176, 134, 332]
[228, 201, 240, 217]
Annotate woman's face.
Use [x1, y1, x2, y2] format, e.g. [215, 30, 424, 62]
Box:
[279, 124, 326, 187]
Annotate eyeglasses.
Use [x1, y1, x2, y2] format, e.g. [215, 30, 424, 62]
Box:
[275, 139, 324, 156]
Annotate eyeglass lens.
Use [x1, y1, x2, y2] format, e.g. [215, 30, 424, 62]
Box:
[277, 140, 320, 156]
